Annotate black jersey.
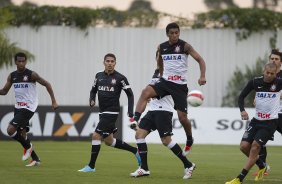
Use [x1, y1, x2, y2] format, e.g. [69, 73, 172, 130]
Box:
[238, 76, 282, 120]
[90, 70, 134, 116]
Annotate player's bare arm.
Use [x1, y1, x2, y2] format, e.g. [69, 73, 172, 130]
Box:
[31, 71, 58, 110]
[0, 74, 12, 95]
[185, 43, 206, 86]
[156, 45, 163, 77]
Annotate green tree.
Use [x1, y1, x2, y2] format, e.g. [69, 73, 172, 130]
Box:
[0, 8, 34, 68]
[0, 0, 12, 7]
[204, 0, 238, 9]
[221, 57, 267, 107]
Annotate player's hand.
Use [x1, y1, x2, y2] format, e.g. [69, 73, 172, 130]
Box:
[52, 101, 58, 110]
[90, 100, 95, 107]
[241, 111, 249, 120]
[127, 112, 133, 118]
[198, 77, 206, 86]
[129, 117, 138, 131]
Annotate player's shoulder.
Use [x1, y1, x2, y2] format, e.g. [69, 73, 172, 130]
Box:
[253, 76, 263, 81]
[113, 70, 127, 79]
[95, 70, 105, 77]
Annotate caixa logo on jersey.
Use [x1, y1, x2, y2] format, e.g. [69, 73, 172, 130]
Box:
[0, 106, 122, 140]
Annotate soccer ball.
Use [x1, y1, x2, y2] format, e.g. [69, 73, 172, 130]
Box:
[187, 90, 204, 107]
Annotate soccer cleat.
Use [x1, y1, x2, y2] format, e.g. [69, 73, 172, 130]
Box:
[78, 165, 96, 172]
[225, 178, 242, 184]
[135, 152, 142, 166]
[22, 144, 33, 161]
[255, 167, 266, 181]
[183, 163, 196, 179]
[130, 168, 150, 177]
[252, 164, 270, 176]
[182, 145, 192, 156]
[26, 160, 41, 167]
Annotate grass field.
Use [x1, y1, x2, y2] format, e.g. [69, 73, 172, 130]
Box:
[0, 141, 281, 184]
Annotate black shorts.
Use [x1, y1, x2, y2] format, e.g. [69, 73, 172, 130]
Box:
[241, 118, 278, 146]
[95, 113, 118, 138]
[138, 111, 173, 138]
[277, 114, 282, 134]
[150, 78, 188, 113]
[9, 108, 34, 129]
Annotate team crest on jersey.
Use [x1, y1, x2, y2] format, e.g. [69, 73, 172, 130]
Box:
[270, 84, 276, 91]
[23, 75, 28, 81]
[174, 45, 181, 53]
[111, 78, 116, 85]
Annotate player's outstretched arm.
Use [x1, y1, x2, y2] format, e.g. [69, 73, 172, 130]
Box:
[0, 74, 12, 95]
[185, 43, 206, 86]
[32, 71, 58, 110]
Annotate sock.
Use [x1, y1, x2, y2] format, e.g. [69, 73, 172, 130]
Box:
[186, 136, 193, 147]
[31, 150, 40, 161]
[256, 158, 266, 169]
[259, 146, 267, 163]
[133, 112, 141, 122]
[10, 131, 31, 149]
[168, 141, 192, 168]
[88, 140, 101, 169]
[137, 138, 148, 170]
[113, 139, 137, 154]
[237, 169, 248, 182]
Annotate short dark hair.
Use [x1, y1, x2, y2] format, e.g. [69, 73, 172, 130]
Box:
[166, 22, 180, 34]
[104, 53, 116, 61]
[14, 52, 27, 62]
[265, 62, 277, 70]
[270, 49, 282, 60]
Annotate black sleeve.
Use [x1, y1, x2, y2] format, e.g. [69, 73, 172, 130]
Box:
[238, 79, 254, 112]
[89, 74, 98, 104]
[121, 77, 134, 117]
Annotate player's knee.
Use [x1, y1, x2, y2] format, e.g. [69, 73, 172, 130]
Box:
[7, 125, 16, 136]
[161, 136, 171, 146]
[240, 143, 249, 152]
[104, 140, 112, 146]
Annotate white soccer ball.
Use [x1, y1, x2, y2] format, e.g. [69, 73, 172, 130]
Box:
[187, 90, 204, 107]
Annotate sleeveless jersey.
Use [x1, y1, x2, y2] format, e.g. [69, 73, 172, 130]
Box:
[159, 39, 188, 84]
[10, 69, 38, 112]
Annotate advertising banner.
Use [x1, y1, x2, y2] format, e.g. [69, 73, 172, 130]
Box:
[0, 106, 122, 140]
[123, 107, 282, 145]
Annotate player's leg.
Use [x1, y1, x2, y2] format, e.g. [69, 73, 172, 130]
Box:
[19, 127, 40, 166]
[161, 136, 195, 179]
[8, 109, 34, 161]
[133, 85, 158, 122]
[130, 128, 150, 177]
[104, 133, 141, 166]
[78, 132, 101, 172]
[168, 83, 193, 155]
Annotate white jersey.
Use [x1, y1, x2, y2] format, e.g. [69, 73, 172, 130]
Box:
[160, 39, 188, 85]
[11, 69, 38, 112]
[255, 92, 281, 120]
[149, 95, 174, 112]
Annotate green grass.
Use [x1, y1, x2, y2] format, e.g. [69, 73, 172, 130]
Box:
[0, 141, 281, 184]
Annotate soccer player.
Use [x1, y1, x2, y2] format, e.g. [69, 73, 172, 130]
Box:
[252, 49, 282, 176]
[0, 52, 58, 166]
[225, 63, 282, 184]
[78, 53, 141, 172]
[130, 70, 196, 179]
[131, 22, 206, 155]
